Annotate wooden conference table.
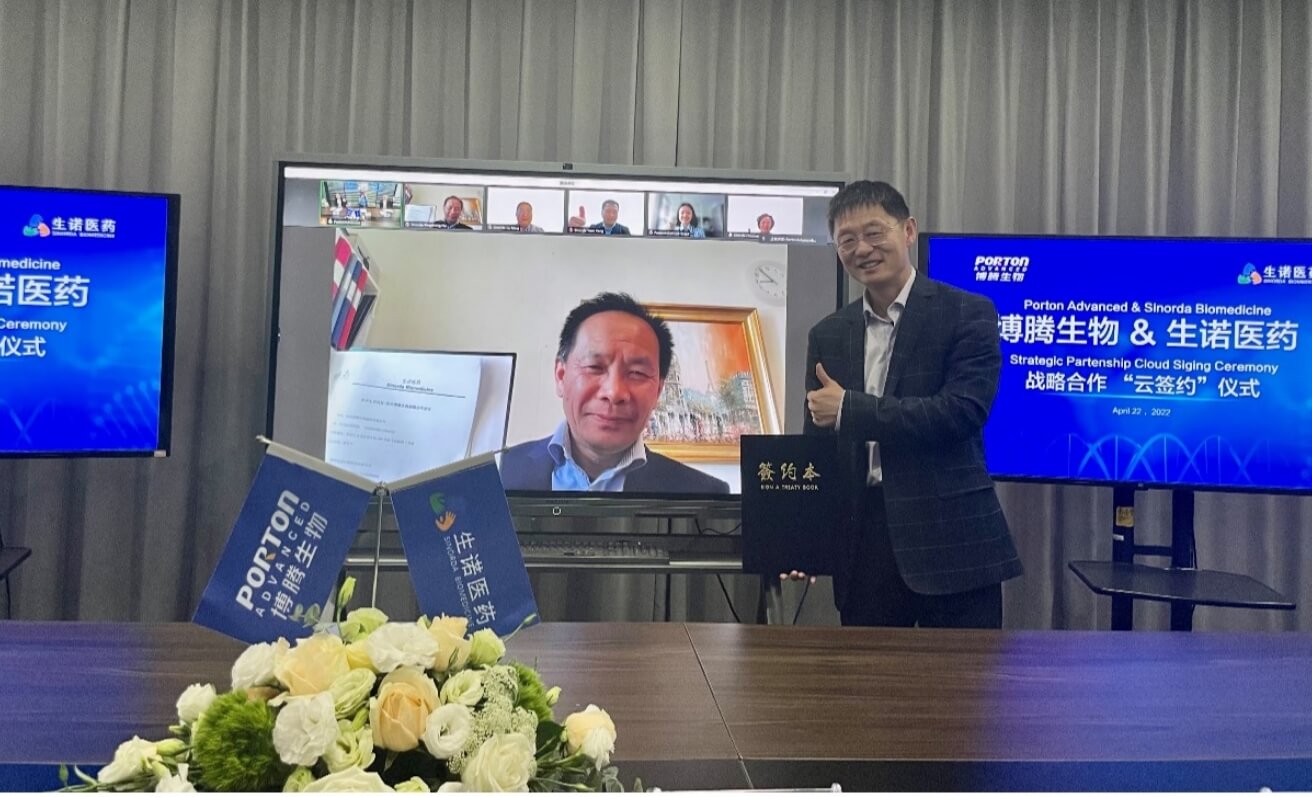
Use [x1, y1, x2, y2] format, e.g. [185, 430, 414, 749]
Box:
[1, 621, 1311, 790]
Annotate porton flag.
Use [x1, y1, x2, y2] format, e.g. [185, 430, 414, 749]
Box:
[194, 441, 376, 644]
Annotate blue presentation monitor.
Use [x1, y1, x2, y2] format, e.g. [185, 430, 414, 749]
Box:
[923, 234, 1312, 495]
[0, 186, 179, 457]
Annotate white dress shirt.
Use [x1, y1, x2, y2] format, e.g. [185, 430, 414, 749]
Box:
[836, 269, 916, 486]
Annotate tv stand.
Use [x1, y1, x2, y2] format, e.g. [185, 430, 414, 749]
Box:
[1068, 486, 1294, 630]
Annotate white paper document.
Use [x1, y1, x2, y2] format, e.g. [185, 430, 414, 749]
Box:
[325, 350, 483, 482]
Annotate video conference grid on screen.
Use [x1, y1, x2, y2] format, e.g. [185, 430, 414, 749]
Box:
[926, 234, 1312, 494]
[311, 174, 830, 242]
[0, 186, 175, 457]
[273, 164, 842, 496]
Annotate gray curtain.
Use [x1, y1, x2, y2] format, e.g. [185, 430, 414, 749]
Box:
[1, 0, 1308, 631]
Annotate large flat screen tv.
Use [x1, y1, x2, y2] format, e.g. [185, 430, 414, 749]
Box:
[269, 157, 844, 499]
[0, 185, 178, 458]
[923, 234, 1312, 494]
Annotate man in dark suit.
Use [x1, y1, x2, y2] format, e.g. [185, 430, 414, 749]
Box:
[585, 199, 631, 236]
[791, 180, 1022, 628]
[435, 195, 473, 230]
[499, 292, 728, 494]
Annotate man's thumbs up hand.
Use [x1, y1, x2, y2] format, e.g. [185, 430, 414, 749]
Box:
[806, 362, 844, 429]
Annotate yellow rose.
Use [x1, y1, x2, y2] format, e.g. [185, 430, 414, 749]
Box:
[563, 705, 617, 768]
[345, 640, 375, 672]
[427, 616, 471, 673]
[275, 635, 350, 696]
[369, 667, 440, 752]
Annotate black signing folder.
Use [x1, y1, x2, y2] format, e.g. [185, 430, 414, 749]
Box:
[739, 434, 843, 576]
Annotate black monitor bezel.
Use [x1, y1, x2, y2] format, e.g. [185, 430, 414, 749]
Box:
[268, 155, 847, 504]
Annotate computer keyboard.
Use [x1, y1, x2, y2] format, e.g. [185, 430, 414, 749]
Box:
[519, 539, 670, 566]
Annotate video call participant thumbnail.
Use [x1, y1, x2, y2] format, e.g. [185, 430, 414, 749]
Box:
[403, 184, 484, 229]
[499, 292, 729, 494]
[647, 193, 726, 238]
[435, 195, 473, 230]
[569, 199, 631, 236]
[725, 195, 803, 239]
[484, 186, 564, 233]
[320, 181, 403, 228]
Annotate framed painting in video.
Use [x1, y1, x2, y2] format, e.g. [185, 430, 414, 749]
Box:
[642, 304, 780, 463]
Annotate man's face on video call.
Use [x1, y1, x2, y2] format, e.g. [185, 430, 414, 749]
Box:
[443, 197, 464, 224]
[516, 203, 533, 227]
[758, 215, 774, 234]
[601, 201, 620, 227]
[555, 311, 664, 460]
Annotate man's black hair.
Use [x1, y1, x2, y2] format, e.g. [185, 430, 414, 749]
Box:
[602, 199, 620, 210]
[444, 195, 463, 206]
[557, 292, 673, 379]
[827, 180, 911, 231]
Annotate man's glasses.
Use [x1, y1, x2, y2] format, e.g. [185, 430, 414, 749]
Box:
[836, 226, 897, 256]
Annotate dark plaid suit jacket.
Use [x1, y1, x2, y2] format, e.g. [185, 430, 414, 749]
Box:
[804, 274, 1023, 602]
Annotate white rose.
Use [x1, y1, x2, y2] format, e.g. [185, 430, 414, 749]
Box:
[323, 722, 376, 773]
[273, 693, 339, 767]
[436, 782, 465, 792]
[339, 607, 390, 643]
[98, 736, 161, 784]
[394, 776, 431, 792]
[329, 668, 377, 718]
[466, 628, 506, 667]
[421, 703, 473, 759]
[154, 763, 195, 792]
[302, 765, 394, 792]
[175, 683, 217, 725]
[231, 639, 289, 690]
[460, 733, 536, 792]
[563, 705, 617, 769]
[439, 670, 484, 707]
[283, 767, 316, 792]
[365, 622, 441, 673]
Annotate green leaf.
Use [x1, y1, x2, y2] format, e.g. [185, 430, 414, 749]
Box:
[428, 493, 446, 515]
[57, 764, 69, 787]
[302, 604, 322, 628]
[535, 720, 565, 755]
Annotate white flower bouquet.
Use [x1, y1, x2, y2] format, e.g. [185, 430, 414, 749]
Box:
[61, 581, 624, 793]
